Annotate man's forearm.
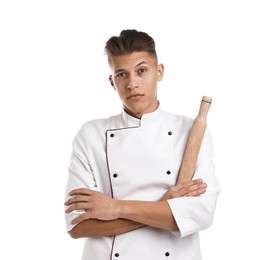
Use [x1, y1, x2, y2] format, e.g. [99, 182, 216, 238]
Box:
[116, 200, 178, 230]
[68, 200, 177, 238]
[68, 218, 144, 239]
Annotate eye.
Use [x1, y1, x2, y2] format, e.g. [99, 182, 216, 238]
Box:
[116, 72, 127, 78]
[138, 68, 147, 74]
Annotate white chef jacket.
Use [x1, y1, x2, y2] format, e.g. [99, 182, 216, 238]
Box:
[65, 105, 220, 260]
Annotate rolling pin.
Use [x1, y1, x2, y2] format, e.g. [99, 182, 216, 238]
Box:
[176, 96, 212, 184]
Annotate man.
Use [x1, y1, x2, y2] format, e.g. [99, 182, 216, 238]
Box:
[64, 29, 220, 260]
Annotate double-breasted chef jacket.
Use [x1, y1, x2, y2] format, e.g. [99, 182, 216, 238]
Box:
[65, 105, 221, 260]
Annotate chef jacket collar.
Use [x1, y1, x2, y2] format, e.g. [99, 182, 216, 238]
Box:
[121, 104, 163, 127]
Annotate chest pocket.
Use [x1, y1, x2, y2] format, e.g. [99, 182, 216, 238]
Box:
[106, 125, 177, 200]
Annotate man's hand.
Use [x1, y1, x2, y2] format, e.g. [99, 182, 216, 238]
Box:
[160, 179, 207, 201]
[65, 188, 118, 225]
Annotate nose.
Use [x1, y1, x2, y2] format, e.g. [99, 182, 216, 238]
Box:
[127, 75, 139, 90]
[127, 84, 138, 90]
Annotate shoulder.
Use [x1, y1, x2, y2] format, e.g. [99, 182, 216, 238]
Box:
[162, 110, 194, 129]
[78, 113, 121, 134]
[162, 109, 214, 148]
[71, 114, 122, 149]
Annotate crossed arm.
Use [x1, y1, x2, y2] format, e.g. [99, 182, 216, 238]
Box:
[64, 179, 207, 238]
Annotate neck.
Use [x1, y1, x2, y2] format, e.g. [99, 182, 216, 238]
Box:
[124, 100, 159, 119]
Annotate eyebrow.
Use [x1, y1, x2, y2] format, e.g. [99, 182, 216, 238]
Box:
[135, 61, 148, 67]
[114, 61, 148, 74]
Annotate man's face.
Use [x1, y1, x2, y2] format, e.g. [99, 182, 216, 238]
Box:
[109, 51, 164, 118]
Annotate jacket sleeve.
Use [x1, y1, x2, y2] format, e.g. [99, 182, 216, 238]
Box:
[167, 128, 221, 238]
[64, 123, 97, 232]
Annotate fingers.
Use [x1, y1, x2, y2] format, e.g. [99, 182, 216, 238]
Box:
[64, 188, 95, 206]
[179, 179, 204, 188]
[176, 179, 207, 197]
[65, 195, 90, 206]
[65, 202, 89, 214]
[71, 211, 91, 225]
[64, 189, 94, 223]
[64, 189, 93, 216]
[183, 185, 207, 197]
[162, 179, 207, 200]
[68, 188, 93, 196]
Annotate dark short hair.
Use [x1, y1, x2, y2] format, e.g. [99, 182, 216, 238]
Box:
[105, 29, 157, 66]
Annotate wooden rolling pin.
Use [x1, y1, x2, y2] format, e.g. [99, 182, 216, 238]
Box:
[176, 96, 212, 184]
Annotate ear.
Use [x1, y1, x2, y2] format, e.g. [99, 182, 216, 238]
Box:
[157, 63, 164, 81]
[109, 75, 116, 90]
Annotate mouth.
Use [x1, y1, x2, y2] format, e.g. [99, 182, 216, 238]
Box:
[127, 93, 145, 100]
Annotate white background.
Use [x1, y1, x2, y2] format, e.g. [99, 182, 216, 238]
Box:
[1, 0, 271, 259]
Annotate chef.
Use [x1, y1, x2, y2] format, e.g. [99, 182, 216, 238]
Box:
[64, 29, 220, 260]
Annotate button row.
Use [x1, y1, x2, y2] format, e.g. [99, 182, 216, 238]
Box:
[114, 252, 170, 257]
[109, 131, 173, 138]
[112, 170, 172, 178]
